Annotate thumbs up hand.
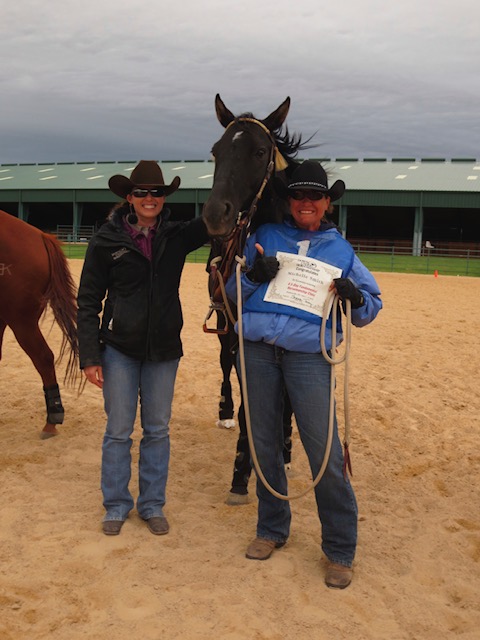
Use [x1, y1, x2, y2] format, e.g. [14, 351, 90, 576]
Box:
[246, 243, 280, 283]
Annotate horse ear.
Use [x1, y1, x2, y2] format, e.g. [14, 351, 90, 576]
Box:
[262, 97, 291, 132]
[215, 94, 235, 128]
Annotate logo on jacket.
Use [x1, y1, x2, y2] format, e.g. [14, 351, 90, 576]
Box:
[111, 248, 130, 260]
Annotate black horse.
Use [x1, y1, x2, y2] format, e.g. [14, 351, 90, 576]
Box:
[203, 95, 311, 504]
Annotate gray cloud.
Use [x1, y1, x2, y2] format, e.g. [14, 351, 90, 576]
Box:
[1, 0, 479, 163]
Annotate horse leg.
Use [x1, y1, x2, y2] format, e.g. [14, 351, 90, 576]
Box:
[218, 333, 235, 427]
[10, 322, 64, 438]
[216, 313, 236, 429]
[226, 398, 252, 505]
[225, 354, 252, 505]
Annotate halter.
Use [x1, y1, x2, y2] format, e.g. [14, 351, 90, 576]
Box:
[203, 117, 286, 334]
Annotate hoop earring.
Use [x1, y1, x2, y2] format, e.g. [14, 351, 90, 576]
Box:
[127, 203, 138, 224]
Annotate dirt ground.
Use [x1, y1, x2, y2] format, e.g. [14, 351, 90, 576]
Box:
[0, 261, 479, 640]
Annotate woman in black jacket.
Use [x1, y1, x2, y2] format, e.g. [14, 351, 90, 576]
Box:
[78, 161, 209, 536]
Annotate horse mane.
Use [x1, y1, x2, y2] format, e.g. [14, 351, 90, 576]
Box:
[275, 126, 317, 166]
[236, 112, 317, 169]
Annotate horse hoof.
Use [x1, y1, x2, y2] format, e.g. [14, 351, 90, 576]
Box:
[41, 425, 59, 439]
[216, 419, 236, 429]
[225, 492, 250, 506]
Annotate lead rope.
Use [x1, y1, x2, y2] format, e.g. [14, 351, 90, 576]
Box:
[235, 256, 352, 501]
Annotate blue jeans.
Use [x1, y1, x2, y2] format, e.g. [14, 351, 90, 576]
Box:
[101, 344, 179, 522]
[242, 340, 358, 567]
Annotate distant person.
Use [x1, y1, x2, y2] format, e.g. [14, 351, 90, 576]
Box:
[77, 161, 209, 536]
[226, 160, 382, 588]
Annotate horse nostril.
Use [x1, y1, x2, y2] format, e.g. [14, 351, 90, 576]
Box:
[223, 200, 234, 220]
[202, 195, 238, 237]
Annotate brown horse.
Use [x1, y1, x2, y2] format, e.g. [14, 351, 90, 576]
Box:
[0, 210, 79, 438]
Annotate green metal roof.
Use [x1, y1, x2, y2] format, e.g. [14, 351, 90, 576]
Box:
[0, 158, 479, 193]
[0, 161, 215, 191]
[321, 159, 480, 193]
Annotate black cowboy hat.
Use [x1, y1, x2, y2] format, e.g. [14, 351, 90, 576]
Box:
[277, 160, 345, 202]
[108, 160, 181, 198]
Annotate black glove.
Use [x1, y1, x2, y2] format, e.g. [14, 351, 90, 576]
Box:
[333, 278, 364, 309]
[246, 255, 280, 283]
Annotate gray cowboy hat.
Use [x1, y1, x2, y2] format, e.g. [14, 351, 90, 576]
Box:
[108, 160, 181, 198]
[277, 160, 345, 202]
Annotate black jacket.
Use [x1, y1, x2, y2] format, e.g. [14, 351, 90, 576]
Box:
[77, 205, 209, 368]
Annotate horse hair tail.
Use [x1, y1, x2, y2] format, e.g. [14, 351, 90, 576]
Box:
[41, 234, 80, 386]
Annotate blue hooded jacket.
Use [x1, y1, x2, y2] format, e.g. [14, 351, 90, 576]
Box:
[226, 219, 382, 353]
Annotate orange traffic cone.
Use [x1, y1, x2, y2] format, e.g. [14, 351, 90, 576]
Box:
[434, 270, 438, 278]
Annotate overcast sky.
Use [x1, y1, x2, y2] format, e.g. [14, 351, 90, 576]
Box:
[1, 0, 479, 164]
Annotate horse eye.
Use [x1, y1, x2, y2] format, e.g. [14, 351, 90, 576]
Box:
[255, 148, 267, 158]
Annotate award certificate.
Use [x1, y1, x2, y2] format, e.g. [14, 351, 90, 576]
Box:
[264, 252, 342, 317]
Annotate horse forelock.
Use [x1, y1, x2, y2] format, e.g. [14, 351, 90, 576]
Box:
[233, 114, 316, 164]
[237, 112, 255, 120]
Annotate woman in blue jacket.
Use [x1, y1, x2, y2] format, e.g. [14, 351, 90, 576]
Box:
[226, 160, 382, 588]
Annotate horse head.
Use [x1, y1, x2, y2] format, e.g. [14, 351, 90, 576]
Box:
[202, 94, 292, 238]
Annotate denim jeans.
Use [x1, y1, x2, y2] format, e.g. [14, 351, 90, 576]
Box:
[101, 344, 179, 522]
[242, 340, 358, 567]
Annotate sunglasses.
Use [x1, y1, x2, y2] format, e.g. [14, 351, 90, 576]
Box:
[289, 190, 325, 201]
[131, 188, 165, 198]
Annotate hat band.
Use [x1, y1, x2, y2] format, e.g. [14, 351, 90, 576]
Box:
[289, 180, 327, 190]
